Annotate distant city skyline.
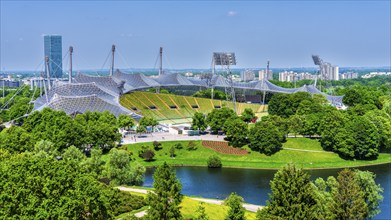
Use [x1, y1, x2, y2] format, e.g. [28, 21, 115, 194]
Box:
[1, 1, 390, 71]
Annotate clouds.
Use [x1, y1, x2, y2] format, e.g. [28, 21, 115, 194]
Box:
[227, 11, 238, 17]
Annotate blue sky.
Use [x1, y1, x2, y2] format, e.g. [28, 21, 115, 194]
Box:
[1, 1, 390, 71]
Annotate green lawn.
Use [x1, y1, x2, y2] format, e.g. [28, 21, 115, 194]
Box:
[120, 138, 391, 169]
[180, 197, 256, 220]
[117, 192, 257, 220]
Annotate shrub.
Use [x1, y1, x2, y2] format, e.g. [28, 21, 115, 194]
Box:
[153, 141, 162, 151]
[170, 146, 176, 158]
[174, 143, 183, 149]
[142, 149, 155, 161]
[138, 145, 149, 158]
[113, 191, 147, 216]
[187, 141, 197, 151]
[207, 155, 222, 168]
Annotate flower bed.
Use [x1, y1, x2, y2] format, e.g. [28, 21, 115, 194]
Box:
[202, 140, 248, 155]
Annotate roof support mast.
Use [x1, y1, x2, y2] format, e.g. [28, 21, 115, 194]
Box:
[45, 56, 51, 90]
[159, 47, 163, 76]
[69, 46, 73, 84]
[110, 45, 115, 76]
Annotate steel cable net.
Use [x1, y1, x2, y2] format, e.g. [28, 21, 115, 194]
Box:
[46, 94, 140, 118]
[154, 73, 194, 86]
[34, 82, 119, 110]
[34, 71, 343, 118]
[74, 73, 122, 96]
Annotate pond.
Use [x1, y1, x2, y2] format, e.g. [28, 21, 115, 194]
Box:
[143, 163, 391, 219]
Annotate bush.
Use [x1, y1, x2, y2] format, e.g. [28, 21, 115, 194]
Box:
[174, 143, 183, 149]
[170, 146, 176, 158]
[187, 141, 197, 151]
[138, 145, 148, 158]
[113, 191, 147, 216]
[153, 141, 162, 151]
[207, 155, 222, 168]
[142, 149, 155, 161]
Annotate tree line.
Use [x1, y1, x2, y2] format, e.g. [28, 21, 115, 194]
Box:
[195, 88, 391, 160]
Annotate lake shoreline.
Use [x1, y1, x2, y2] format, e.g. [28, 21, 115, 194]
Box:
[141, 160, 391, 170]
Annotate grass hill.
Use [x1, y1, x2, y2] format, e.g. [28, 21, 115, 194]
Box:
[120, 91, 267, 124]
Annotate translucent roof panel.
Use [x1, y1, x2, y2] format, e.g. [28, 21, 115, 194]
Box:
[46, 94, 141, 119]
[154, 73, 195, 86]
[113, 70, 160, 90]
[210, 75, 230, 87]
[74, 73, 122, 96]
[34, 82, 118, 110]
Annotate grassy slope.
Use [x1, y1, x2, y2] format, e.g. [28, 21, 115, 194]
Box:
[116, 192, 257, 220]
[181, 197, 256, 220]
[123, 138, 391, 169]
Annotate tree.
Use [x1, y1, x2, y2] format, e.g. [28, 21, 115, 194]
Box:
[335, 116, 380, 159]
[343, 87, 365, 107]
[0, 154, 121, 219]
[354, 170, 384, 219]
[300, 113, 322, 137]
[225, 192, 246, 220]
[288, 114, 304, 137]
[240, 108, 255, 123]
[296, 99, 323, 115]
[33, 140, 58, 157]
[192, 112, 207, 131]
[261, 115, 288, 141]
[206, 107, 236, 133]
[0, 125, 33, 153]
[129, 162, 146, 186]
[83, 148, 105, 176]
[364, 110, 391, 152]
[207, 155, 222, 168]
[146, 162, 183, 220]
[136, 125, 147, 134]
[195, 202, 209, 220]
[117, 114, 135, 130]
[170, 146, 176, 158]
[328, 169, 368, 220]
[139, 117, 158, 132]
[268, 92, 312, 118]
[257, 164, 319, 220]
[106, 148, 145, 185]
[187, 141, 198, 151]
[248, 121, 282, 155]
[268, 93, 293, 118]
[223, 118, 248, 148]
[62, 145, 86, 162]
[319, 109, 346, 151]
[153, 141, 162, 151]
[142, 149, 155, 161]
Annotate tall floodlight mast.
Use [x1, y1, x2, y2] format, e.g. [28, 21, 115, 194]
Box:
[262, 61, 270, 112]
[159, 47, 163, 76]
[212, 52, 237, 112]
[69, 46, 73, 84]
[110, 45, 116, 76]
[312, 55, 323, 87]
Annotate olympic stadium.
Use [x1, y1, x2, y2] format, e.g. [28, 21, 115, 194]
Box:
[33, 70, 344, 120]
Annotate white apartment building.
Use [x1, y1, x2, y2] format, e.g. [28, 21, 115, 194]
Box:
[258, 69, 273, 81]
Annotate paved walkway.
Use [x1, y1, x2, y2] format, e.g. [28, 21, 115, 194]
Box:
[116, 186, 263, 217]
[122, 132, 226, 144]
[283, 147, 334, 153]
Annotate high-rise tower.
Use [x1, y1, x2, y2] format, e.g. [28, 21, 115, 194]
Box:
[44, 35, 63, 78]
